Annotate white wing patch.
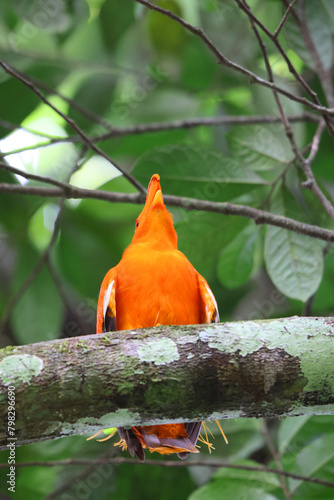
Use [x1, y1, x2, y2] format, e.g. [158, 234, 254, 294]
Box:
[205, 283, 219, 323]
[197, 273, 219, 324]
[103, 279, 115, 320]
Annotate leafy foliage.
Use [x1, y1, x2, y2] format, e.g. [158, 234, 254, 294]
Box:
[0, 0, 334, 498]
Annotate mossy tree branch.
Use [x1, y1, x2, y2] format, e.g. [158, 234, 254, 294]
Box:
[0, 316, 334, 451]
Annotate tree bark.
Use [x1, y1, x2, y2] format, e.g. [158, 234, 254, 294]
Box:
[0, 316, 333, 450]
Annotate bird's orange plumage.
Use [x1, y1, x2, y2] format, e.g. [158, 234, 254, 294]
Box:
[96, 174, 219, 461]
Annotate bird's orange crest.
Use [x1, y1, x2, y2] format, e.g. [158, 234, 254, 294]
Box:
[132, 173, 177, 249]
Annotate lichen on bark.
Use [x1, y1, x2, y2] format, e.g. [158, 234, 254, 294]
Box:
[0, 316, 333, 450]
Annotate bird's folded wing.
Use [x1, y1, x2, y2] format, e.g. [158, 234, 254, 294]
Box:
[96, 268, 117, 333]
[197, 273, 220, 324]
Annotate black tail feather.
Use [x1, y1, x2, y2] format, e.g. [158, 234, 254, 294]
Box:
[117, 427, 145, 461]
[177, 422, 202, 460]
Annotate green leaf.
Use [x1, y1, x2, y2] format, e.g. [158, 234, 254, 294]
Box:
[284, 1, 334, 71]
[57, 176, 141, 300]
[228, 125, 294, 172]
[201, 419, 264, 463]
[214, 459, 280, 488]
[10, 0, 88, 34]
[264, 188, 324, 302]
[132, 144, 269, 203]
[57, 208, 127, 299]
[75, 175, 140, 223]
[189, 476, 279, 500]
[0, 0, 17, 32]
[217, 223, 258, 289]
[99, 0, 134, 51]
[11, 243, 63, 344]
[0, 169, 42, 231]
[105, 127, 188, 160]
[322, 0, 334, 29]
[181, 38, 217, 90]
[176, 212, 248, 282]
[148, 1, 186, 55]
[0, 77, 39, 130]
[13, 437, 112, 500]
[127, 89, 200, 123]
[288, 433, 334, 493]
[278, 416, 310, 454]
[302, 1, 333, 70]
[313, 249, 334, 313]
[68, 73, 115, 131]
[62, 14, 105, 61]
[114, 461, 196, 500]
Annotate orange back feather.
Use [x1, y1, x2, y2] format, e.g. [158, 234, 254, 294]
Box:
[96, 174, 219, 460]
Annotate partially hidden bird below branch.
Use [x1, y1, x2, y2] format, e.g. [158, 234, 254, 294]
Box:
[92, 174, 227, 461]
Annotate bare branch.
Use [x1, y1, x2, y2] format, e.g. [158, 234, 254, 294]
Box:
[234, 0, 334, 136]
[262, 420, 292, 500]
[0, 58, 145, 193]
[240, 0, 304, 166]
[0, 181, 334, 243]
[0, 162, 75, 190]
[134, 0, 334, 117]
[44, 449, 118, 500]
[0, 118, 60, 140]
[297, 120, 334, 220]
[74, 112, 320, 143]
[0, 147, 87, 333]
[273, 0, 298, 39]
[0, 318, 334, 448]
[308, 120, 326, 163]
[301, 159, 334, 220]
[1, 457, 333, 490]
[0, 114, 319, 157]
[46, 259, 93, 336]
[237, 1, 334, 221]
[0, 206, 66, 335]
[25, 72, 115, 132]
[285, 0, 334, 107]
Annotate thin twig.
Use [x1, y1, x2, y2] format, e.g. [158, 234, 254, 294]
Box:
[300, 120, 334, 219]
[0, 147, 87, 333]
[285, 0, 334, 108]
[0, 58, 145, 193]
[238, 1, 334, 221]
[43, 449, 118, 500]
[262, 420, 292, 500]
[134, 0, 334, 118]
[25, 73, 115, 132]
[71, 112, 319, 143]
[46, 259, 92, 336]
[234, 0, 334, 136]
[301, 160, 334, 219]
[261, 134, 316, 209]
[241, 0, 304, 167]
[1, 46, 144, 75]
[0, 142, 52, 157]
[0, 162, 76, 191]
[0, 197, 66, 333]
[0, 118, 61, 140]
[0, 114, 320, 157]
[303, 243, 333, 315]
[1, 457, 333, 489]
[308, 120, 326, 163]
[273, 0, 298, 39]
[1, 182, 334, 242]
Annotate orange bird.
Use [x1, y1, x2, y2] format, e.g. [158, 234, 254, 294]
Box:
[96, 174, 219, 461]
